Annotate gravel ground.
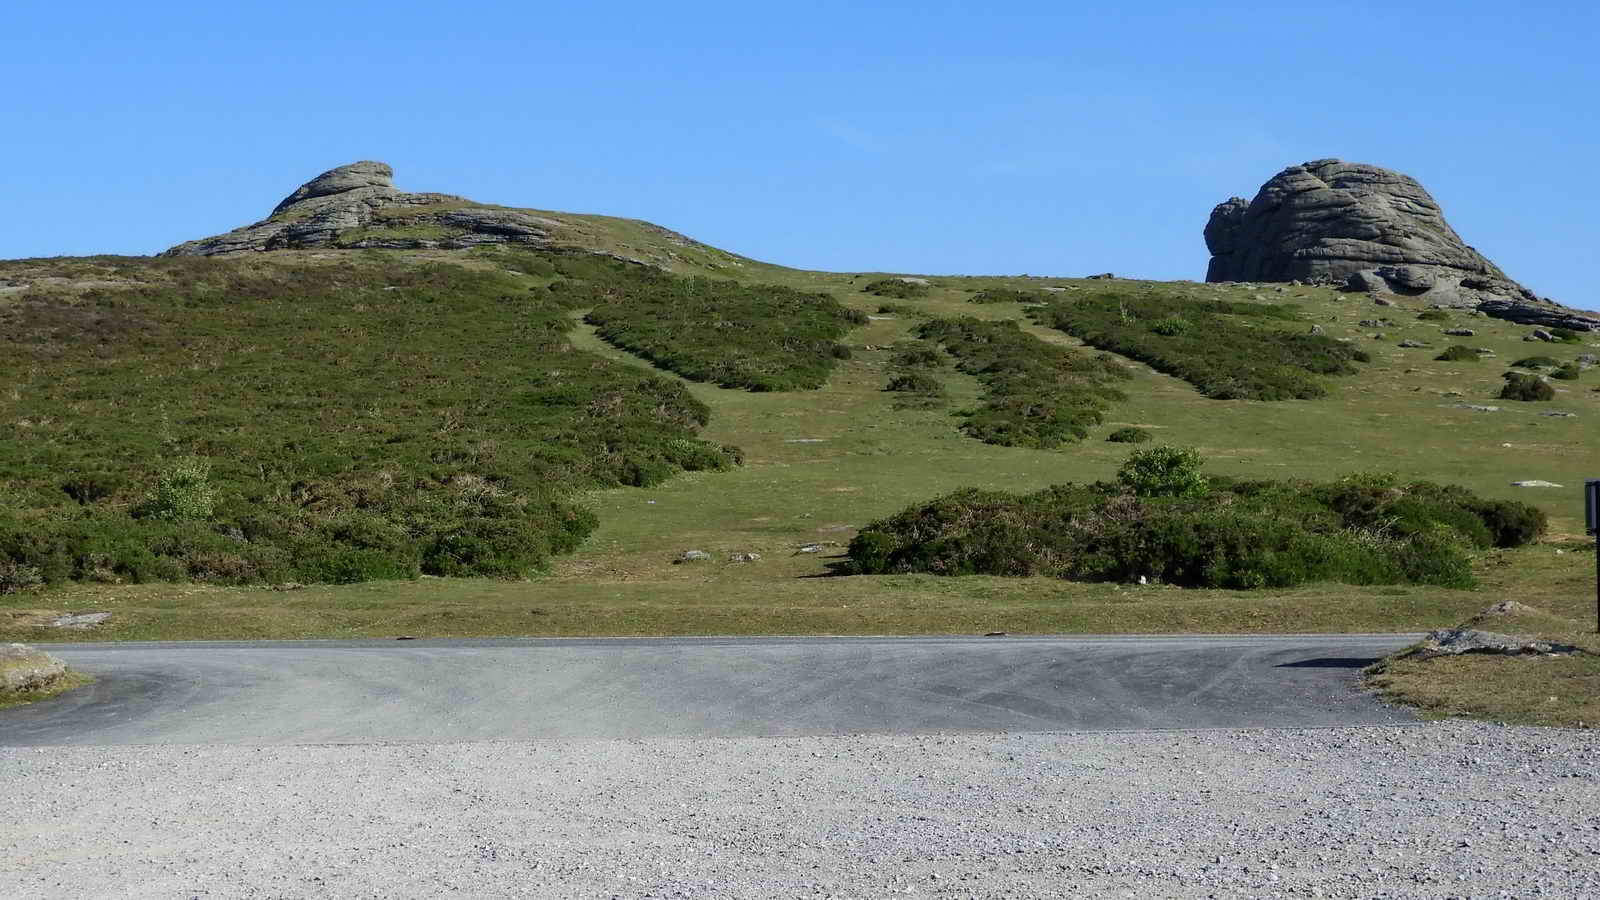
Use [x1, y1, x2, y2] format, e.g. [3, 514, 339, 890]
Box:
[2, 722, 1597, 898]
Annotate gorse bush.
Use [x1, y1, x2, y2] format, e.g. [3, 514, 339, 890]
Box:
[584, 275, 864, 391]
[1105, 426, 1152, 443]
[1435, 345, 1479, 362]
[1551, 363, 1581, 381]
[862, 278, 929, 299]
[1499, 372, 1555, 401]
[0, 251, 741, 588]
[1116, 445, 1208, 498]
[1034, 292, 1368, 400]
[846, 470, 1545, 589]
[913, 317, 1130, 448]
[135, 457, 216, 522]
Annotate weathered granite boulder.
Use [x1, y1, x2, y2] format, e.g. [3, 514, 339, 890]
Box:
[164, 161, 572, 257]
[0, 643, 68, 693]
[1205, 159, 1598, 331]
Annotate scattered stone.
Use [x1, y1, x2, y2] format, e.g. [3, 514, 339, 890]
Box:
[1441, 328, 1475, 337]
[270, 582, 306, 591]
[1510, 480, 1563, 487]
[1453, 404, 1500, 412]
[1308, 325, 1325, 336]
[728, 552, 762, 563]
[1577, 354, 1599, 370]
[50, 612, 112, 629]
[783, 438, 826, 443]
[1358, 319, 1392, 328]
[0, 644, 69, 693]
[1404, 628, 1583, 661]
[1397, 339, 1430, 348]
[1474, 600, 1542, 620]
[794, 541, 843, 555]
[1541, 412, 1577, 418]
[1372, 296, 1396, 307]
[1474, 348, 1496, 356]
[675, 550, 712, 563]
[1527, 329, 1556, 342]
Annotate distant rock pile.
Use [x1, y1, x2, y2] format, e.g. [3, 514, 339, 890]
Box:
[1205, 159, 1597, 331]
[165, 161, 578, 256]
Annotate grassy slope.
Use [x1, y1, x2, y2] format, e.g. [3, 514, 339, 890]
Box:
[5, 263, 1598, 645]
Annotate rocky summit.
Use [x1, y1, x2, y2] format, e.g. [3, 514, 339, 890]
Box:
[1205, 159, 1597, 331]
[161, 161, 711, 265]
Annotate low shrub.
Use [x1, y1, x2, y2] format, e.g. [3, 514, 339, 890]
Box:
[1550, 327, 1585, 344]
[970, 287, 1050, 304]
[846, 471, 1543, 589]
[1551, 363, 1581, 381]
[1105, 427, 1152, 443]
[1117, 445, 1208, 498]
[862, 278, 929, 299]
[1434, 345, 1479, 362]
[886, 373, 944, 395]
[1035, 291, 1367, 400]
[585, 275, 865, 391]
[1511, 356, 1559, 368]
[1499, 372, 1555, 401]
[914, 317, 1130, 448]
[1417, 309, 1451, 321]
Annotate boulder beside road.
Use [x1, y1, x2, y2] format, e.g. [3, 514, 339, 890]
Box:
[0, 643, 69, 693]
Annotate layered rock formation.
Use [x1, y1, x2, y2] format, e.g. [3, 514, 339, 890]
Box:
[1205, 159, 1596, 331]
[163, 161, 565, 256]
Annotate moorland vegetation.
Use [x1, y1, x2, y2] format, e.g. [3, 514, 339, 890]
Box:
[909, 317, 1130, 448]
[847, 448, 1547, 590]
[583, 273, 865, 391]
[0, 251, 744, 590]
[1034, 291, 1370, 400]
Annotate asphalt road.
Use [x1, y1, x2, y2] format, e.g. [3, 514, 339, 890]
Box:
[0, 634, 1420, 746]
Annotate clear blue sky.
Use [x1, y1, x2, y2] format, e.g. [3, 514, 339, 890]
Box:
[4, 1, 1595, 307]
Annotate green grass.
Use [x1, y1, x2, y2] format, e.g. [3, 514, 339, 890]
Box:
[1034, 290, 1369, 399]
[582, 273, 865, 391]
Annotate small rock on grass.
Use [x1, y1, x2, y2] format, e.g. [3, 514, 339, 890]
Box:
[1404, 628, 1582, 660]
[728, 552, 761, 563]
[675, 550, 711, 563]
[50, 612, 111, 629]
[0, 643, 68, 693]
[1511, 479, 1563, 487]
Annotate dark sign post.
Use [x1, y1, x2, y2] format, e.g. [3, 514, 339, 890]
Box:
[1589, 481, 1600, 633]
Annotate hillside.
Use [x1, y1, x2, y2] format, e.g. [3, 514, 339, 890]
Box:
[3, 162, 1599, 669]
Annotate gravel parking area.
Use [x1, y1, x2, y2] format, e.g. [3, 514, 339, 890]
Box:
[3, 722, 1597, 898]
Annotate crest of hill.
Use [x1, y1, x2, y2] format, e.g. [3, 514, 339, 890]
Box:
[1205, 159, 1598, 332]
[161, 161, 761, 275]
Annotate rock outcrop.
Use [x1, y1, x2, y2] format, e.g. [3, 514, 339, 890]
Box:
[1205, 159, 1597, 331]
[163, 161, 567, 257]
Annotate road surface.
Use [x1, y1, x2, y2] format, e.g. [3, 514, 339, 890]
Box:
[0, 633, 1419, 745]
